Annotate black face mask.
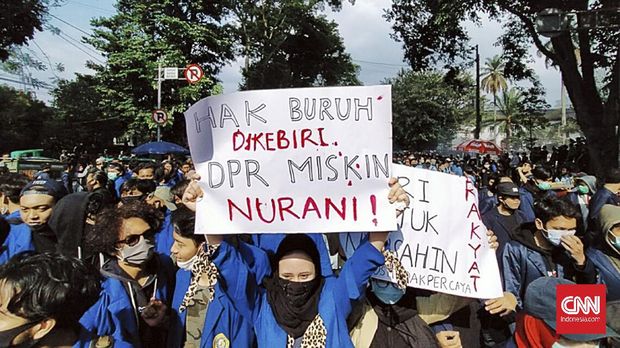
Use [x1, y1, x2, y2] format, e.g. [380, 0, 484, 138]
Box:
[277, 277, 321, 307]
[28, 224, 53, 237]
[120, 195, 144, 205]
[0, 321, 39, 348]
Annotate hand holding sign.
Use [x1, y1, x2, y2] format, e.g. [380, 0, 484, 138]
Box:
[369, 177, 410, 251]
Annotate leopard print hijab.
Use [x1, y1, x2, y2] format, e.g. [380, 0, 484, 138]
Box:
[285, 315, 327, 348]
[383, 249, 409, 290]
[179, 243, 219, 312]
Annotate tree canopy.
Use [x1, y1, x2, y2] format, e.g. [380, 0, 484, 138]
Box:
[388, 70, 474, 151]
[386, 0, 619, 175]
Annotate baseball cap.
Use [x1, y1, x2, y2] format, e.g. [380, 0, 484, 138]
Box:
[151, 186, 177, 211]
[20, 179, 68, 202]
[496, 182, 520, 197]
[525, 277, 620, 341]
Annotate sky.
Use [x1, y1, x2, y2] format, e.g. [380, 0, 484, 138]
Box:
[2, 0, 564, 107]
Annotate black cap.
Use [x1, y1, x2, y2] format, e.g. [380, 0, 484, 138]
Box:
[20, 179, 68, 202]
[496, 182, 520, 197]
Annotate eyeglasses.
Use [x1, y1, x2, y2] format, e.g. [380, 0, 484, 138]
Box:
[117, 229, 155, 246]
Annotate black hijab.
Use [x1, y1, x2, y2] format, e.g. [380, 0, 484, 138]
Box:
[264, 234, 325, 338]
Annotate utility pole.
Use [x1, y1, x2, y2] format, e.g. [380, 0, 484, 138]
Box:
[474, 45, 481, 139]
[156, 62, 162, 142]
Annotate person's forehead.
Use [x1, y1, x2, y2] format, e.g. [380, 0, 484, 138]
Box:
[121, 217, 150, 235]
[20, 194, 55, 206]
[548, 216, 577, 227]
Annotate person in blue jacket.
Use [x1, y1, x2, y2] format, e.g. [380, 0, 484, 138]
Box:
[208, 178, 409, 348]
[80, 201, 174, 348]
[586, 168, 620, 247]
[503, 196, 597, 310]
[482, 181, 526, 273]
[106, 161, 131, 198]
[517, 166, 556, 222]
[587, 204, 620, 301]
[1, 179, 68, 264]
[145, 186, 177, 256]
[167, 205, 269, 348]
[0, 252, 101, 348]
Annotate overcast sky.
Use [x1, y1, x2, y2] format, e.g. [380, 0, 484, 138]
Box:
[2, 0, 564, 107]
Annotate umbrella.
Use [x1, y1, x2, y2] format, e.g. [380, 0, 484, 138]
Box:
[131, 141, 190, 155]
[455, 139, 502, 155]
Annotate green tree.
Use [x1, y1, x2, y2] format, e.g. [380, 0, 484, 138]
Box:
[49, 74, 118, 153]
[385, 0, 619, 175]
[0, 0, 62, 61]
[483, 85, 548, 150]
[480, 55, 507, 121]
[85, 0, 235, 143]
[0, 85, 54, 153]
[388, 70, 474, 150]
[231, 0, 359, 89]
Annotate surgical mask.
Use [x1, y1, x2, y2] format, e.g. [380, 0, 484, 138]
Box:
[371, 279, 406, 305]
[537, 182, 552, 190]
[608, 232, 620, 252]
[577, 185, 589, 194]
[543, 228, 576, 246]
[107, 172, 118, 181]
[176, 254, 197, 271]
[551, 341, 600, 348]
[117, 236, 155, 265]
[0, 321, 40, 348]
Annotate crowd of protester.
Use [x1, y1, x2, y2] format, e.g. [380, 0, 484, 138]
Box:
[0, 143, 618, 347]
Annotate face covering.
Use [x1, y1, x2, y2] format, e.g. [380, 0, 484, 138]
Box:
[371, 279, 406, 305]
[551, 342, 599, 348]
[0, 321, 40, 348]
[537, 181, 552, 190]
[107, 172, 118, 181]
[577, 185, 589, 194]
[543, 228, 576, 246]
[176, 254, 197, 271]
[120, 195, 144, 205]
[278, 278, 320, 307]
[117, 236, 155, 265]
[608, 232, 620, 252]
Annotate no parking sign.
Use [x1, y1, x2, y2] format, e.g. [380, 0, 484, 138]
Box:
[184, 64, 204, 84]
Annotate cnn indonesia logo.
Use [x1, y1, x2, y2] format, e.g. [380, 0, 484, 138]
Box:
[556, 284, 606, 335]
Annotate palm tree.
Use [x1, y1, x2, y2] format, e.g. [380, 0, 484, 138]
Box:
[481, 55, 508, 122]
[495, 88, 524, 151]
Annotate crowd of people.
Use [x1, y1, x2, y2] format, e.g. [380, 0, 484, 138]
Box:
[0, 146, 618, 348]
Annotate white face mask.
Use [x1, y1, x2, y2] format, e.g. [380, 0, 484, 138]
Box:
[176, 254, 198, 271]
[543, 228, 576, 246]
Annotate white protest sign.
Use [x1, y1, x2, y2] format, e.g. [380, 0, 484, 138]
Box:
[184, 86, 394, 234]
[340, 165, 503, 299]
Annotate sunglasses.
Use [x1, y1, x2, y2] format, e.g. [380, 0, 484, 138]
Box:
[117, 229, 155, 247]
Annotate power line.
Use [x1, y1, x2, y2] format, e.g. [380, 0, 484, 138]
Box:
[29, 41, 61, 79]
[0, 76, 53, 90]
[352, 58, 409, 68]
[66, 0, 116, 14]
[56, 33, 105, 64]
[57, 30, 102, 56]
[49, 13, 92, 37]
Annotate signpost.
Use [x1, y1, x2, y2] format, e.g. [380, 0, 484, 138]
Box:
[155, 62, 205, 141]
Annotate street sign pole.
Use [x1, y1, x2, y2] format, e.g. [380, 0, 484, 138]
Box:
[157, 62, 162, 142]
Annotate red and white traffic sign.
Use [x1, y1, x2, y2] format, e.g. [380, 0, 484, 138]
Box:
[152, 109, 168, 125]
[184, 64, 204, 84]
